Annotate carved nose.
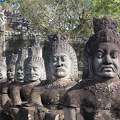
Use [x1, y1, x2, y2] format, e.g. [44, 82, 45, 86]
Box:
[57, 58, 62, 65]
[56, 64, 63, 68]
[31, 68, 35, 74]
[17, 70, 22, 74]
[104, 55, 112, 64]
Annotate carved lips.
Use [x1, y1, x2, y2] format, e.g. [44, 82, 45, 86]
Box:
[100, 65, 116, 73]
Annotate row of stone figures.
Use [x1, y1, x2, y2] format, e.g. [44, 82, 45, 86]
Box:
[0, 16, 120, 120]
[0, 31, 78, 120]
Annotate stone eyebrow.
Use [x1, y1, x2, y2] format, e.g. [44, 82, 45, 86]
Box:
[111, 50, 119, 52]
[96, 49, 104, 52]
[62, 55, 67, 57]
[33, 66, 38, 68]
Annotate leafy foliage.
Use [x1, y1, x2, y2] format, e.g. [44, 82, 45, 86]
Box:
[1, 0, 120, 38]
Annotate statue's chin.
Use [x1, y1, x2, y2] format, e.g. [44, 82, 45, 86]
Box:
[27, 77, 39, 82]
[28, 79, 39, 82]
[54, 72, 67, 78]
[17, 78, 24, 81]
[96, 72, 117, 79]
[17, 76, 24, 80]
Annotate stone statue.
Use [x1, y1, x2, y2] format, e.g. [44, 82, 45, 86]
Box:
[9, 46, 46, 120]
[64, 16, 120, 120]
[0, 52, 18, 120]
[24, 46, 46, 82]
[15, 48, 28, 82]
[6, 52, 18, 82]
[29, 32, 78, 120]
[1, 52, 18, 106]
[1, 52, 17, 108]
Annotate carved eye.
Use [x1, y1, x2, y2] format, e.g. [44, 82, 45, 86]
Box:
[61, 56, 67, 61]
[53, 57, 57, 62]
[33, 67, 38, 71]
[96, 52, 103, 58]
[110, 52, 118, 59]
[7, 68, 13, 72]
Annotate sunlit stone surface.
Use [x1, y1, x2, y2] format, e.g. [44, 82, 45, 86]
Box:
[64, 16, 120, 120]
[29, 32, 78, 120]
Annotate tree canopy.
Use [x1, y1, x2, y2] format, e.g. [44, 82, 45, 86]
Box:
[1, 0, 120, 38]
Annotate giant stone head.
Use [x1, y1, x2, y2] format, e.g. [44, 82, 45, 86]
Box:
[84, 16, 120, 79]
[15, 48, 28, 82]
[45, 32, 78, 81]
[6, 52, 18, 82]
[24, 46, 46, 82]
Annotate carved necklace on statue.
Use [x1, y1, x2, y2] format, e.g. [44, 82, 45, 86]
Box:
[24, 81, 40, 87]
[45, 78, 77, 89]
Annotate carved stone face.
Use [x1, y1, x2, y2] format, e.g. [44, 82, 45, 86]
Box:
[7, 67, 14, 81]
[25, 63, 41, 82]
[51, 53, 71, 78]
[16, 65, 24, 81]
[93, 42, 120, 78]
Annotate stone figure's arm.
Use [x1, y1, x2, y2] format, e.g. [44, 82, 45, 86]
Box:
[29, 87, 43, 106]
[64, 90, 85, 120]
[10, 84, 22, 106]
[1, 84, 11, 108]
[29, 87, 49, 120]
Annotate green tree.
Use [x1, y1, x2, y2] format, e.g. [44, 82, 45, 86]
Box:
[1, 0, 120, 38]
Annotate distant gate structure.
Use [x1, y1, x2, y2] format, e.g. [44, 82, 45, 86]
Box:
[0, 7, 45, 56]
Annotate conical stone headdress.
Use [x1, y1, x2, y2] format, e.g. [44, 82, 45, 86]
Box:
[44, 32, 78, 80]
[24, 46, 46, 81]
[15, 48, 28, 81]
[16, 48, 28, 66]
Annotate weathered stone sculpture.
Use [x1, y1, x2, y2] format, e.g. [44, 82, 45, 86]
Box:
[15, 48, 28, 82]
[0, 52, 18, 120]
[29, 32, 78, 120]
[9, 46, 46, 120]
[64, 16, 120, 120]
[24, 46, 46, 83]
[1, 52, 18, 107]
[6, 52, 18, 82]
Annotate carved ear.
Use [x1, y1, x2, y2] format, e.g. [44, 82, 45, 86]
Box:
[88, 57, 94, 79]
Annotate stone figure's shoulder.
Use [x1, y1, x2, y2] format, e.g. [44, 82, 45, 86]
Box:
[64, 89, 88, 108]
[31, 83, 46, 95]
[0, 81, 8, 93]
[9, 82, 24, 88]
[64, 80, 96, 107]
[68, 79, 93, 91]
